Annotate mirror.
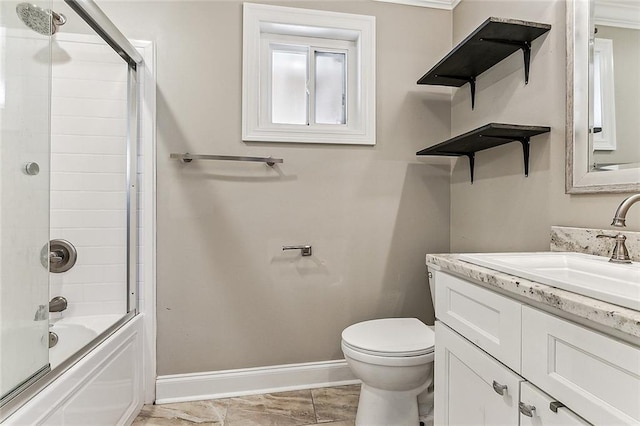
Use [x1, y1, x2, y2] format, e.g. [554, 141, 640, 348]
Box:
[566, 0, 640, 193]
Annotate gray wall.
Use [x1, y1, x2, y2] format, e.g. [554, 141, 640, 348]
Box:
[98, 1, 452, 375]
[449, 0, 640, 254]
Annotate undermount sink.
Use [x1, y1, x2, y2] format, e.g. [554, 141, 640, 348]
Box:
[459, 252, 640, 311]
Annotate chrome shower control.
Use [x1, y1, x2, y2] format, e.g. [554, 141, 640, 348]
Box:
[49, 296, 67, 313]
[24, 162, 40, 175]
[49, 239, 77, 273]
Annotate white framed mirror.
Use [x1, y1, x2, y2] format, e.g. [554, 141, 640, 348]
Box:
[566, 0, 640, 193]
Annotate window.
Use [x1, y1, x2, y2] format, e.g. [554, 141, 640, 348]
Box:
[242, 3, 376, 145]
[592, 37, 617, 151]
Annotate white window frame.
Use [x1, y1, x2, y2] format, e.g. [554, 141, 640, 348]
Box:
[242, 3, 376, 145]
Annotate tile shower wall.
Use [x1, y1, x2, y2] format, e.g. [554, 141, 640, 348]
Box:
[49, 37, 129, 318]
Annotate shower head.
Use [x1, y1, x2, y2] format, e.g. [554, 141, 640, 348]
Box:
[16, 3, 66, 36]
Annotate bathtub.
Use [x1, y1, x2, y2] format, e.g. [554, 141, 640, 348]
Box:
[49, 314, 123, 369]
[5, 314, 144, 424]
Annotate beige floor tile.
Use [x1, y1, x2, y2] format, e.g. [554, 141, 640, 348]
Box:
[132, 386, 362, 425]
[224, 390, 316, 426]
[133, 399, 228, 425]
[311, 385, 360, 423]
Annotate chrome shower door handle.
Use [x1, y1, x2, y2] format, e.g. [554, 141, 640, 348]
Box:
[282, 245, 312, 256]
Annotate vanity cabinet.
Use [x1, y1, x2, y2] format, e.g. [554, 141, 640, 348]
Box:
[434, 271, 522, 372]
[430, 269, 640, 425]
[435, 321, 523, 425]
[522, 306, 640, 424]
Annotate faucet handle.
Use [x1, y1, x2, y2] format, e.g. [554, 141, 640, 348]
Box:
[596, 233, 616, 239]
[597, 233, 631, 264]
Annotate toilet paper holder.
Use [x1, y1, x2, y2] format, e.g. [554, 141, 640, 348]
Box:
[282, 245, 312, 256]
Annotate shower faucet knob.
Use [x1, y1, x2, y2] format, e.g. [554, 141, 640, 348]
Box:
[24, 162, 40, 176]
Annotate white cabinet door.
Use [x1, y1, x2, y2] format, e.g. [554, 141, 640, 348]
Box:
[519, 382, 591, 425]
[434, 271, 522, 372]
[522, 306, 640, 425]
[435, 321, 523, 426]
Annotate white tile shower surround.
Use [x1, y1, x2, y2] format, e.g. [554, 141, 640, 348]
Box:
[49, 36, 145, 319]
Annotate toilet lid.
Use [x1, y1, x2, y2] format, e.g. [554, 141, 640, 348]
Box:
[342, 318, 435, 357]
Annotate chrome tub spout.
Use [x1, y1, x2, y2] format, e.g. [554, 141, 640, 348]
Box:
[49, 296, 68, 313]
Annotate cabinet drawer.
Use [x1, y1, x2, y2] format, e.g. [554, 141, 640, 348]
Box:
[434, 271, 522, 372]
[435, 321, 524, 426]
[520, 382, 590, 425]
[522, 306, 640, 425]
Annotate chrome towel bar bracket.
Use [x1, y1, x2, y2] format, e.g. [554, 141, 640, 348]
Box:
[170, 153, 283, 167]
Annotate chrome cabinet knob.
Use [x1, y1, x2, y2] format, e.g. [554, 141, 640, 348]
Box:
[519, 402, 536, 417]
[492, 380, 508, 396]
[549, 401, 565, 413]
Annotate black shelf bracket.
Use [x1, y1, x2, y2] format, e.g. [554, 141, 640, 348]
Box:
[436, 150, 477, 182]
[467, 153, 475, 183]
[480, 135, 532, 176]
[435, 75, 477, 109]
[479, 38, 532, 83]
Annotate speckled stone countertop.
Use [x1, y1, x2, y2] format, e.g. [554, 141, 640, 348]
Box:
[426, 253, 640, 340]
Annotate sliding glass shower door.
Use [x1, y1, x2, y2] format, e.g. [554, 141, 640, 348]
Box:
[0, 0, 51, 404]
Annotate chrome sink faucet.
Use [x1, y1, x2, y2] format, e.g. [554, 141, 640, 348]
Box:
[611, 193, 640, 227]
[598, 194, 640, 264]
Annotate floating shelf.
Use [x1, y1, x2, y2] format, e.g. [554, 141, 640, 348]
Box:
[416, 123, 550, 183]
[417, 17, 551, 109]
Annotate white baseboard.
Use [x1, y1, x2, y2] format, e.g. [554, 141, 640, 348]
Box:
[155, 359, 359, 404]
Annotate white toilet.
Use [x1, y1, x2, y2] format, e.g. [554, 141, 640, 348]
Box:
[341, 317, 435, 426]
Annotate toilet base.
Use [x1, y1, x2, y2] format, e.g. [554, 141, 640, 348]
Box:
[355, 383, 427, 426]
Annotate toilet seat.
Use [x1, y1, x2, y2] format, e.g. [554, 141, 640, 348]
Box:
[341, 318, 435, 358]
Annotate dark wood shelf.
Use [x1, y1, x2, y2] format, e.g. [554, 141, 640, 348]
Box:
[417, 17, 551, 109]
[416, 123, 550, 183]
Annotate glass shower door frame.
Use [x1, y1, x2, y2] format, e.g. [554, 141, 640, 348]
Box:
[0, 0, 143, 420]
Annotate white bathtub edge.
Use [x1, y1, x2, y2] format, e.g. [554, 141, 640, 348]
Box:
[5, 315, 144, 425]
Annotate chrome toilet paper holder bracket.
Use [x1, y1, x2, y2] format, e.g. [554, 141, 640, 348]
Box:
[282, 245, 312, 256]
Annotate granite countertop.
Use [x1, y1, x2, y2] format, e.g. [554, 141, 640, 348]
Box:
[426, 253, 640, 340]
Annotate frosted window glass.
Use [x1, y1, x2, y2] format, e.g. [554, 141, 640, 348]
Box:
[272, 50, 307, 125]
[315, 52, 346, 125]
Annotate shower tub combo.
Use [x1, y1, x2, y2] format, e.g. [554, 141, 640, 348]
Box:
[0, 0, 155, 423]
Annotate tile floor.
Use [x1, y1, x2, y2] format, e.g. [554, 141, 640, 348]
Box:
[133, 385, 360, 426]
